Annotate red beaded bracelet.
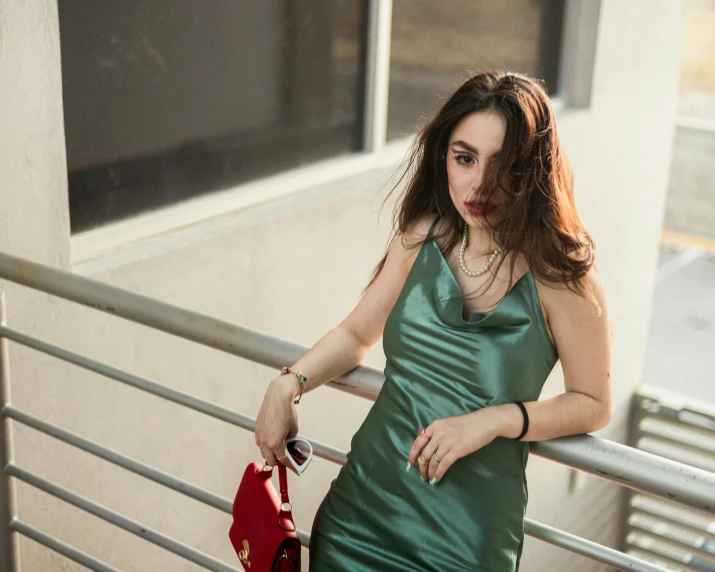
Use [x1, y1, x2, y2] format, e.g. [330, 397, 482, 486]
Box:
[280, 366, 309, 404]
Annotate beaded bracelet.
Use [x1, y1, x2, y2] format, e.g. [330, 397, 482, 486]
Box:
[280, 366, 309, 404]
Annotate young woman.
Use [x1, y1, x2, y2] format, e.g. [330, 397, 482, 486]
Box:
[254, 71, 613, 571]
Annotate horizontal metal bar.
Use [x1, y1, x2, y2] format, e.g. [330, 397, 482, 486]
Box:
[0, 325, 348, 466]
[0, 252, 712, 513]
[531, 435, 715, 513]
[638, 384, 715, 424]
[5, 464, 240, 572]
[294, 516, 667, 570]
[638, 436, 715, 473]
[0, 251, 383, 399]
[10, 518, 120, 572]
[525, 518, 669, 572]
[628, 513, 709, 552]
[3, 408, 320, 552]
[1, 434, 685, 572]
[626, 549, 701, 572]
[2, 406, 233, 514]
[626, 531, 708, 569]
[640, 417, 715, 455]
[4, 406, 315, 552]
[631, 494, 715, 533]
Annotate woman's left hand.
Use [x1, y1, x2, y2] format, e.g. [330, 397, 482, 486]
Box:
[407, 408, 507, 485]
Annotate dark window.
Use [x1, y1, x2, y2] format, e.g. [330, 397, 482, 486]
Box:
[387, 0, 566, 140]
[60, 0, 368, 232]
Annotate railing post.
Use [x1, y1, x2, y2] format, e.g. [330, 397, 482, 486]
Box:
[0, 293, 19, 572]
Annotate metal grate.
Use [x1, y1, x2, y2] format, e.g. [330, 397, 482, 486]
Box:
[625, 387, 715, 571]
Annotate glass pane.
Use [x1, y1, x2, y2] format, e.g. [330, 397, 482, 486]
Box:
[60, 0, 367, 232]
[388, 0, 565, 140]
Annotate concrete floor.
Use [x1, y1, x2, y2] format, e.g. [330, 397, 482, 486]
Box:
[643, 242, 715, 404]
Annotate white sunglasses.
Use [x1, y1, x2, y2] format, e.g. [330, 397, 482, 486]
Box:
[284, 437, 316, 475]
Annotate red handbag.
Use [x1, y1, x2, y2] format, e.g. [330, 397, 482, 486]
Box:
[229, 462, 301, 571]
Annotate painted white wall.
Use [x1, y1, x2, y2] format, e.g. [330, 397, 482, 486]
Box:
[1, 0, 684, 571]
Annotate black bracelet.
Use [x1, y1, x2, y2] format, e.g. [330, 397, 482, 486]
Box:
[513, 401, 529, 440]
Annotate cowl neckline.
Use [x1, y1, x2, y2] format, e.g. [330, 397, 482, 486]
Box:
[429, 239, 533, 326]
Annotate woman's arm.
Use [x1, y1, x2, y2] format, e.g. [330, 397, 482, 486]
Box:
[271, 217, 434, 400]
[492, 266, 612, 441]
[255, 216, 434, 465]
[408, 267, 612, 485]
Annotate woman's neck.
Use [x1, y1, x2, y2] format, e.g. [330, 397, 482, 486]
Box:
[464, 224, 500, 257]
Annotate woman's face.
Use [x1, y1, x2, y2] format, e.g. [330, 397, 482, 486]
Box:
[445, 110, 508, 229]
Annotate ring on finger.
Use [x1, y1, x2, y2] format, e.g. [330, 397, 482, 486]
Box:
[417, 455, 429, 467]
[432, 452, 441, 463]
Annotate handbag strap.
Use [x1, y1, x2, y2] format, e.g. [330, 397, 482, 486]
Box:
[276, 463, 297, 532]
[278, 463, 290, 505]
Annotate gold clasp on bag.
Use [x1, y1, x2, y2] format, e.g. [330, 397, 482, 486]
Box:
[238, 539, 251, 568]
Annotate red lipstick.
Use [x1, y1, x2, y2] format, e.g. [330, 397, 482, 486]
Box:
[465, 201, 492, 217]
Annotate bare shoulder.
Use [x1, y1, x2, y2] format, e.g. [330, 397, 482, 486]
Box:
[535, 265, 609, 337]
[389, 213, 438, 269]
[537, 266, 605, 306]
[402, 213, 438, 245]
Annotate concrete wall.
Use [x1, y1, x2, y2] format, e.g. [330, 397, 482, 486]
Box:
[1, 0, 683, 571]
[664, 124, 715, 240]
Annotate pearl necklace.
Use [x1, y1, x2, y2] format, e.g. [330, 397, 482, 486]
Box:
[458, 224, 502, 278]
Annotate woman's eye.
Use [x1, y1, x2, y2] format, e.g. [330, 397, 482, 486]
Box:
[452, 151, 475, 166]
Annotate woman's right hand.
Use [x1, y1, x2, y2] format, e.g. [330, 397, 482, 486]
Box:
[254, 375, 299, 467]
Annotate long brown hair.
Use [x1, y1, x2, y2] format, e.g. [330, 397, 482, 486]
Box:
[367, 70, 598, 310]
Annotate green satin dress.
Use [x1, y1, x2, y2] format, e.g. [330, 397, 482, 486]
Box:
[309, 216, 558, 571]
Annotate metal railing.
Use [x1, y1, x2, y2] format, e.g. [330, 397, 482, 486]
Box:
[0, 251, 713, 572]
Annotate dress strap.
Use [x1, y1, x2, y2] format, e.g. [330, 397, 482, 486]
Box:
[427, 215, 441, 240]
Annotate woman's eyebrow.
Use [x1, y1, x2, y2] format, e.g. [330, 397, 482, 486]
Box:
[451, 140, 479, 155]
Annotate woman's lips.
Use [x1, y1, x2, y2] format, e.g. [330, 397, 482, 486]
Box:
[465, 202, 492, 216]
